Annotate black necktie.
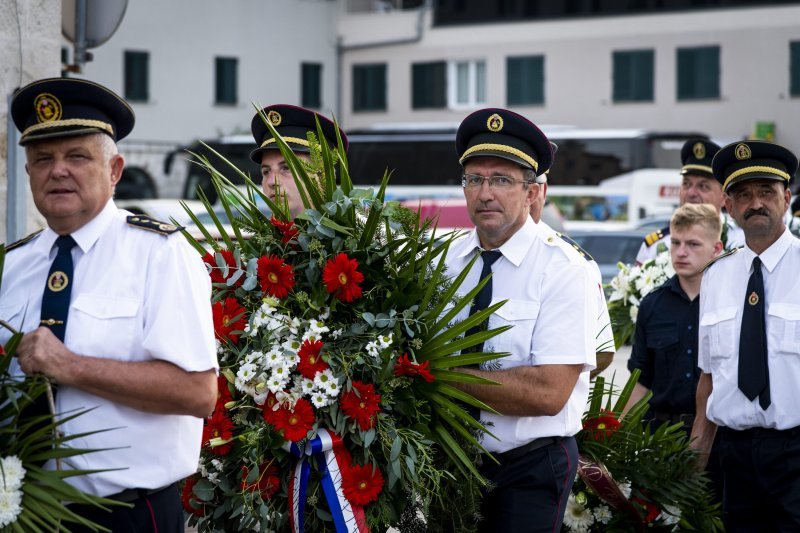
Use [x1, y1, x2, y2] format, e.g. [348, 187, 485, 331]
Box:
[40, 235, 77, 342]
[738, 256, 770, 410]
[466, 250, 502, 353]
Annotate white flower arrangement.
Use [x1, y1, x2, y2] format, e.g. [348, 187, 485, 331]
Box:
[606, 250, 675, 347]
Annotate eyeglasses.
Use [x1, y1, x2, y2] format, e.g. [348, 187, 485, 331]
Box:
[461, 174, 529, 189]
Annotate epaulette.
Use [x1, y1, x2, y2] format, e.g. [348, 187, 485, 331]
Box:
[703, 247, 738, 271]
[5, 229, 43, 251]
[643, 226, 670, 247]
[556, 232, 593, 262]
[126, 215, 182, 235]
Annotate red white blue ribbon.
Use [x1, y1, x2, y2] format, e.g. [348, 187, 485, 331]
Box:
[286, 429, 369, 533]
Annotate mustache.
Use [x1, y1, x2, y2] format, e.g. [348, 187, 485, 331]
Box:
[744, 208, 770, 219]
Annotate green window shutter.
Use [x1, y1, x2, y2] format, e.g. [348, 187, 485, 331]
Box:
[412, 61, 447, 109]
[613, 50, 653, 102]
[302, 63, 322, 109]
[215, 57, 238, 105]
[124, 51, 149, 102]
[353, 64, 387, 112]
[507, 55, 544, 105]
[677, 46, 719, 101]
[790, 41, 800, 96]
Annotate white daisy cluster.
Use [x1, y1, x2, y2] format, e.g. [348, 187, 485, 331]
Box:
[233, 311, 342, 409]
[365, 333, 394, 360]
[608, 250, 674, 324]
[0, 455, 25, 528]
[199, 457, 225, 485]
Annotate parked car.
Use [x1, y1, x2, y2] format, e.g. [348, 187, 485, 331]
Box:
[567, 228, 650, 284]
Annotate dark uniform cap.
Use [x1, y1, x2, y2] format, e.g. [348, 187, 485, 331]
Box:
[680, 138, 720, 177]
[455, 108, 553, 177]
[11, 77, 134, 145]
[711, 140, 798, 193]
[249, 104, 348, 164]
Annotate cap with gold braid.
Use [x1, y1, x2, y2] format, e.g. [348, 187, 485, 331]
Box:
[711, 140, 798, 193]
[455, 108, 553, 177]
[680, 138, 720, 177]
[11, 77, 134, 145]
[249, 104, 347, 164]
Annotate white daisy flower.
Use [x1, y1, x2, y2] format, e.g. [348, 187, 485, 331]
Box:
[314, 369, 336, 389]
[310, 392, 331, 408]
[563, 492, 594, 532]
[593, 504, 612, 524]
[264, 348, 284, 368]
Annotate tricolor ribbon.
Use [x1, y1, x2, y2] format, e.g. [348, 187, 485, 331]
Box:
[285, 429, 369, 533]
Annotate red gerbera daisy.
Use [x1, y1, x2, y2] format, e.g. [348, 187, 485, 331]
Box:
[343, 463, 384, 506]
[202, 410, 235, 456]
[257, 255, 295, 298]
[582, 409, 621, 441]
[262, 392, 281, 425]
[297, 339, 329, 379]
[241, 461, 281, 500]
[181, 475, 205, 516]
[214, 375, 234, 413]
[272, 398, 315, 442]
[322, 253, 365, 302]
[393, 353, 435, 383]
[212, 297, 247, 344]
[339, 381, 381, 431]
[270, 217, 299, 244]
[0, 345, 5, 357]
[202, 249, 242, 287]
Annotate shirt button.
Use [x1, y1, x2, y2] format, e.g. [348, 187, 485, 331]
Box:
[685, 373, 692, 379]
[687, 349, 692, 354]
[687, 325, 692, 330]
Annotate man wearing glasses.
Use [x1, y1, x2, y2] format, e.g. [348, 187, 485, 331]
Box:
[447, 108, 597, 531]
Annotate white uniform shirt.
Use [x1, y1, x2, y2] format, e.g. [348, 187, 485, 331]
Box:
[0, 200, 218, 496]
[635, 214, 745, 265]
[445, 217, 597, 453]
[538, 221, 615, 355]
[698, 228, 800, 430]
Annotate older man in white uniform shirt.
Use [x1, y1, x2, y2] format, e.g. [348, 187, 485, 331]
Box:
[691, 140, 800, 532]
[3, 78, 218, 532]
[446, 108, 596, 532]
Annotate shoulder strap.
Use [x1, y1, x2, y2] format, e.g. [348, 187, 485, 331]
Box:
[703, 247, 738, 271]
[126, 215, 182, 236]
[5, 229, 43, 251]
[556, 232, 593, 262]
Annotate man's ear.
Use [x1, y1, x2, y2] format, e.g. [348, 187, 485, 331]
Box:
[713, 239, 724, 256]
[109, 154, 125, 186]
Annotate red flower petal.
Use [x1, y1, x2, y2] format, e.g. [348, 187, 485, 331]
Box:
[340, 381, 381, 431]
[212, 297, 248, 344]
[322, 253, 365, 302]
[343, 463, 384, 506]
[257, 255, 296, 299]
[272, 398, 315, 442]
[297, 339, 329, 379]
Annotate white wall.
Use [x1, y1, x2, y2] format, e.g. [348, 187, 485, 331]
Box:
[77, 0, 340, 144]
[339, 5, 800, 152]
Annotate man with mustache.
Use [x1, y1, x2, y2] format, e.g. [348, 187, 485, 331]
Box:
[446, 108, 597, 531]
[690, 141, 800, 531]
[635, 138, 744, 265]
[249, 104, 347, 218]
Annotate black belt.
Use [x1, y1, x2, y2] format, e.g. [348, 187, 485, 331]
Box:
[494, 436, 561, 463]
[652, 411, 695, 425]
[719, 426, 800, 439]
[106, 483, 175, 503]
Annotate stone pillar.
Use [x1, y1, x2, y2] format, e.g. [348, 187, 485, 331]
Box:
[0, 0, 60, 243]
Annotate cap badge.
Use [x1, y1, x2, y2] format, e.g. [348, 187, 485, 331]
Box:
[34, 93, 62, 123]
[47, 271, 69, 292]
[267, 110, 282, 126]
[735, 143, 752, 161]
[748, 291, 759, 306]
[487, 113, 504, 132]
[693, 142, 706, 160]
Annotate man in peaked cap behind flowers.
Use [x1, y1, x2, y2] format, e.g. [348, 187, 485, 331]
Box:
[250, 104, 347, 218]
[690, 140, 800, 531]
[445, 108, 597, 531]
[3, 77, 218, 532]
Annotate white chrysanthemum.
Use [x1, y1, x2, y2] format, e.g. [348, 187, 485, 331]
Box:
[297, 377, 315, 395]
[377, 333, 393, 349]
[617, 481, 632, 499]
[308, 318, 330, 335]
[365, 341, 381, 359]
[310, 392, 332, 408]
[0, 456, 25, 491]
[563, 493, 594, 531]
[235, 363, 258, 394]
[324, 378, 341, 398]
[282, 338, 301, 353]
[659, 504, 681, 526]
[245, 350, 265, 365]
[263, 348, 285, 368]
[593, 504, 612, 524]
[266, 374, 289, 394]
[314, 369, 336, 389]
[0, 488, 23, 528]
[330, 328, 344, 339]
[288, 317, 302, 335]
[270, 363, 292, 382]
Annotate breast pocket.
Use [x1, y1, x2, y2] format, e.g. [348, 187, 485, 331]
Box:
[70, 294, 140, 358]
[767, 302, 800, 355]
[699, 306, 738, 378]
[646, 331, 680, 377]
[485, 299, 540, 366]
[0, 297, 26, 347]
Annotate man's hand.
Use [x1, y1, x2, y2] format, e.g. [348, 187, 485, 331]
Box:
[16, 327, 75, 380]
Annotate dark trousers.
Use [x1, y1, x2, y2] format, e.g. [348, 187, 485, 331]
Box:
[478, 436, 578, 533]
[719, 426, 800, 532]
[66, 483, 184, 533]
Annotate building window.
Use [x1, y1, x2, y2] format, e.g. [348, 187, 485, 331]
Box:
[215, 57, 238, 105]
[612, 49, 654, 102]
[124, 51, 149, 102]
[448, 59, 486, 108]
[353, 64, 387, 112]
[507, 55, 544, 106]
[412, 61, 447, 109]
[676, 46, 720, 101]
[302, 63, 322, 109]
[791, 41, 800, 97]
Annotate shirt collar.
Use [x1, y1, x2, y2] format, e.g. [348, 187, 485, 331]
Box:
[665, 274, 690, 301]
[741, 227, 793, 273]
[452, 216, 538, 268]
[29, 199, 117, 257]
